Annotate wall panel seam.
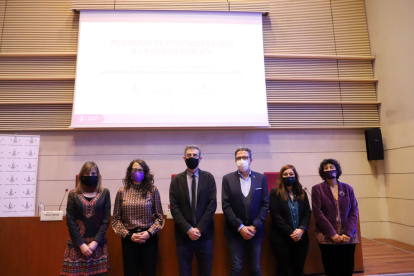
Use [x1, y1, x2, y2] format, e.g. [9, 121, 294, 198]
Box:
[382, 172, 414, 175]
[386, 197, 414, 201]
[360, 221, 391, 223]
[385, 145, 414, 151]
[36, 152, 370, 157]
[389, 221, 414, 228]
[0, 0, 8, 52]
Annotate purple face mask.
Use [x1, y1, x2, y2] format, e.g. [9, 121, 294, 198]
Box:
[131, 171, 145, 183]
[324, 170, 337, 180]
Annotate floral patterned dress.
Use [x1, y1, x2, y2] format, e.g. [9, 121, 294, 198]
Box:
[61, 188, 111, 276]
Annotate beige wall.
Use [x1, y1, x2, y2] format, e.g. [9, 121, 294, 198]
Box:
[365, 0, 414, 245]
[11, 128, 387, 239]
[0, 0, 392, 240]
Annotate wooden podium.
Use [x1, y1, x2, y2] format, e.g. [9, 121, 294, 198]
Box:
[0, 214, 363, 276]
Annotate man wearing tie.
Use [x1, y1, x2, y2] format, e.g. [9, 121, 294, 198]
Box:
[222, 147, 269, 276]
[169, 145, 217, 276]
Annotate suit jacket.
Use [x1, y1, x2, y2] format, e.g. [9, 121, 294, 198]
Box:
[311, 181, 358, 237]
[222, 171, 269, 237]
[269, 188, 311, 244]
[169, 169, 217, 242]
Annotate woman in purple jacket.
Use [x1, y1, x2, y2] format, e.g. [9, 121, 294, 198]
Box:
[312, 159, 359, 276]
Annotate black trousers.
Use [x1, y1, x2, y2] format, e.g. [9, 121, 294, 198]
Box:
[176, 239, 214, 276]
[271, 239, 309, 276]
[121, 232, 159, 276]
[319, 244, 356, 276]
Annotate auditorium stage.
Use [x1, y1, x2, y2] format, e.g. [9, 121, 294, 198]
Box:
[0, 216, 414, 275]
[359, 238, 414, 276]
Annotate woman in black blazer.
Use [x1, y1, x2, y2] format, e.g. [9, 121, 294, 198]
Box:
[269, 165, 311, 276]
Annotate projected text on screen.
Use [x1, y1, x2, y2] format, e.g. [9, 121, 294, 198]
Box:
[71, 10, 269, 128]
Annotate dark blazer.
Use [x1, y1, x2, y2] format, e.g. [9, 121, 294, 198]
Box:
[222, 171, 269, 237]
[311, 181, 358, 237]
[169, 169, 217, 242]
[269, 188, 311, 244]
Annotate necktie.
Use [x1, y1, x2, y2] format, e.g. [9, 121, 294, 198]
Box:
[191, 174, 196, 225]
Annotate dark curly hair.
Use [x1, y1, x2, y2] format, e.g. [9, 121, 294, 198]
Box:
[123, 159, 155, 196]
[318, 158, 342, 180]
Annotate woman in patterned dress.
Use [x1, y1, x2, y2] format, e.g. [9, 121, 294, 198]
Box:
[112, 159, 164, 276]
[312, 159, 359, 276]
[61, 161, 111, 276]
[269, 165, 311, 276]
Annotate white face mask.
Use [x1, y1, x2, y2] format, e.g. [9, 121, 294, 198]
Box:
[236, 159, 250, 172]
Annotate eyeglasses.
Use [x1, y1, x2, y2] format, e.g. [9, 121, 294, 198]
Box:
[132, 169, 144, 173]
[235, 156, 249, 161]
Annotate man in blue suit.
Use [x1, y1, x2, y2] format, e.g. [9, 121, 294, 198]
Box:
[170, 145, 217, 276]
[222, 147, 269, 276]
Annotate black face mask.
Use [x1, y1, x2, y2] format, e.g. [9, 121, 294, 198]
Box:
[185, 157, 199, 170]
[81, 176, 98, 187]
[324, 170, 337, 180]
[282, 177, 295, 187]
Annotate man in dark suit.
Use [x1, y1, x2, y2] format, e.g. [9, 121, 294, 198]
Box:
[222, 147, 269, 276]
[169, 145, 217, 276]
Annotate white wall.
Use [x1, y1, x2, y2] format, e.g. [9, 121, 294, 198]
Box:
[11, 128, 387, 239]
[365, 0, 414, 245]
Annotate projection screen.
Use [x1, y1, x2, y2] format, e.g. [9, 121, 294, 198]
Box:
[71, 10, 269, 128]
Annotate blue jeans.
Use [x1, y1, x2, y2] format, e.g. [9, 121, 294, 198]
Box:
[227, 235, 263, 276]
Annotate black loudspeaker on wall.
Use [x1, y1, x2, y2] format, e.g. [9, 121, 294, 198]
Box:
[365, 128, 384, 160]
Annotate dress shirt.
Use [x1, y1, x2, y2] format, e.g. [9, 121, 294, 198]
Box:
[287, 191, 299, 230]
[186, 169, 199, 233]
[238, 170, 252, 197]
[237, 170, 252, 231]
[186, 169, 199, 207]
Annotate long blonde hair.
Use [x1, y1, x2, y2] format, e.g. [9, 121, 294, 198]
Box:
[75, 161, 102, 194]
[276, 165, 305, 201]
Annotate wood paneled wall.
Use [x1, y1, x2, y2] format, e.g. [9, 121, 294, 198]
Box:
[0, 214, 363, 276]
[0, 0, 379, 130]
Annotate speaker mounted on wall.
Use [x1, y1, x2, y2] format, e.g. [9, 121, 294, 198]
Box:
[365, 128, 384, 160]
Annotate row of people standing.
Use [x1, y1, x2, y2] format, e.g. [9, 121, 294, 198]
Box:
[60, 145, 359, 276]
[60, 160, 163, 276]
[270, 159, 359, 276]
